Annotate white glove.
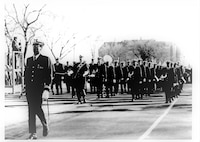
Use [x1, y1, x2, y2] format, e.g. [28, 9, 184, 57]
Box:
[42, 90, 49, 100]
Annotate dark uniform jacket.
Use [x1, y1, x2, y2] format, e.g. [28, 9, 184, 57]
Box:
[140, 65, 147, 80]
[114, 66, 123, 80]
[134, 66, 142, 83]
[89, 63, 96, 74]
[122, 66, 129, 80]
[54, 63, 64, 83]
[106, 65, 114, 82]
[146, 66, 151, 82]
[96, 63, 105, 79]
[25, 55, 52, 94]
[73, 62, 88, 89]
[64, 65, 72, 84]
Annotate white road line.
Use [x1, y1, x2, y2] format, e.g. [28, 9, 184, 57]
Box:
[138, 98, 178, 140]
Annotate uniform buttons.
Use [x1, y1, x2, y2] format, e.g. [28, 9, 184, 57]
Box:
[32, 75, 34, 77]
[31, 79, 33, 82]
[32, 71, 34, 73]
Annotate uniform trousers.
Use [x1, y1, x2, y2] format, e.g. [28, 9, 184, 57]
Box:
[96, 77, 103, 97]
[26, 84, 47, 133]
[114, 79, 120, 94]
[105, 80, 114, 97]
[74, 77, 86, 102]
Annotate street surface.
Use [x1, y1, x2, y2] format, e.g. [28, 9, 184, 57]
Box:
[5, 84, 192, 140]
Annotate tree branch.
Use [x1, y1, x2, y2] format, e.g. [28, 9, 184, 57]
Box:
[28, 4, 46, 25]
[13, 4, 24, 30]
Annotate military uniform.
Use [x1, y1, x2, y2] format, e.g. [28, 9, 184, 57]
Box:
[54, 60, 64, 95]
[105, 62, 114, 97]
[114, 62, 123, 95]
[89, 60, 97, 93]
[139, 61, 147, 99]
[64, 62, 72, 93]
[129, 60, 136, 101]
[121, 62, 129, 94]
[73, 57, 88, 104]
[95, 57, 106, 98]
[146, 62, 151, 96]
[150, 63, 157, 93]
[25, 43, 52, 138]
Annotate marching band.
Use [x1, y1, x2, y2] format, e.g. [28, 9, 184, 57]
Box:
[52, 55, 191, 104]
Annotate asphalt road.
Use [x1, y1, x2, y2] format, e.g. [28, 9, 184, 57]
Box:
[5, 84, 192, 140]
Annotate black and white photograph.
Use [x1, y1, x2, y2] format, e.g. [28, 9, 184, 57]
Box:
[2, 0, 200, 141]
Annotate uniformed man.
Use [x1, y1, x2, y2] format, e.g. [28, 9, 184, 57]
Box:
[54, 58, 64, 95]
[89, 58, 96, 93]
[129, 60, 136, 101]
[25, 39, 52, 139]
[150, 63, 157, 93]
[114, 60, 123, 95]
[138, 59, 146, 99]
[71, 61, 77, 98]
[135, 60, 143, 99]
[156, 65, 163, 92]
[105, 61, 114, 98]
[12, 36, 19, 51]
[121, 61, 128, 94]
[161, 61, 173, 103]
[95, 57, 105, 98]
[64, 61, 72, 93]
[126, 60, 131, 93]
[73, 55, 89, 104]
[145, 61, 151, 96]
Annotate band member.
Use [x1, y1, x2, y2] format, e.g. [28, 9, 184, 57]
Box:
[105, 61, 114, 98]
[121, 61, 129, 94]
[53, 58, 64, 95]
[95, 57, 105, 98]
[129, 60, 136, 101]
[71, 61, 77, 98]
[126, 60, 132, 93]
[146, 61, 152, 96]
[135, 60, 143, 99]
[73, 55, 89, 104]
[156, 65, 163, 91]
[64, 61, 72, 93]
[150, 63, 157, 93]
[139, 59, 146, 99]
[89, 58, 96, 93]
[161, 61, 173, 103]
[114, 60, 123, 95]
[25, 39, 52, 139]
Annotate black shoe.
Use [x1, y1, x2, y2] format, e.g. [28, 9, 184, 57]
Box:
[43, 123, 49, 137]
[28, 133, 37, 140]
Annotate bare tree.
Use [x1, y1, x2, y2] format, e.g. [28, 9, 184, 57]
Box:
[5, 4, 46, 58]
[99, 39, 173, 63]
[43, 31, 77, 62]
[4, 19, 15, 65]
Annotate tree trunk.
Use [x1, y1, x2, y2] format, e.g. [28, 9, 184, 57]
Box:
[24, 41, 28, 59]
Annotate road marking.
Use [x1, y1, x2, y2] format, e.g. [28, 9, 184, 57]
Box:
[138, 98, 178, 140]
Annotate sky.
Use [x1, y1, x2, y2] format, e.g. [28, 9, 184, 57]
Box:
[3, 0, 200, 65]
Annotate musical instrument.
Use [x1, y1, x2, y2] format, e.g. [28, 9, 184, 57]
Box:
[103, 55, 113, 64]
